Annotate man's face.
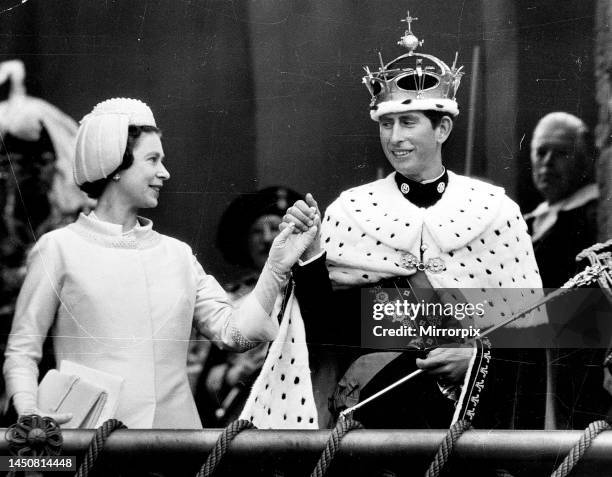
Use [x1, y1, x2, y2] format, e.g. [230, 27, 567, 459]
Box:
[378, 111, 447, 181]
[531, 123, 585, 204]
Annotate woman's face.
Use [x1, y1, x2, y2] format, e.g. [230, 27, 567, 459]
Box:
[116, 132, 169, 209]
[247, 214, 282, 270]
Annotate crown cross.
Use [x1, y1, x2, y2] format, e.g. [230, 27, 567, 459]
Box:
[398, 10, 423, 52]
[401, 11, 418, 33]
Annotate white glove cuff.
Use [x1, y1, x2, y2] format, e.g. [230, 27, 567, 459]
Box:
[253, 261, 288, 314]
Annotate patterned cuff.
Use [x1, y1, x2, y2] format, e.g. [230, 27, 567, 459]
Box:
[229, 324, 259, 351]
[265, 260, 289, 278]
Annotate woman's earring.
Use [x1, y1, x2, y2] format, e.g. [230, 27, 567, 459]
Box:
[112, 174, 120, 181]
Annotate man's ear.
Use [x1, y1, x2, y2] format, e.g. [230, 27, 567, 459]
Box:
[436, 116, 453, 144]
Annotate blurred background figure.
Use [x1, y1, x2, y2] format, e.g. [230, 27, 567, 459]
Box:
[191, 186, 302, 426]
[525, 112, 611, 429]
[0, 60, 89, 416]
[525, 112, 598, 288]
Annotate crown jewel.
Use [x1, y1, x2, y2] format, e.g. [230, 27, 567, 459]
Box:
[363, 11, 464, 120]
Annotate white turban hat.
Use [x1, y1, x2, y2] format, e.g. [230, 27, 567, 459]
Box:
[74, 98, 157, 186]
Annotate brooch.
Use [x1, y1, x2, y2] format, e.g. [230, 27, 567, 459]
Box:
[400, 252, 446, 273]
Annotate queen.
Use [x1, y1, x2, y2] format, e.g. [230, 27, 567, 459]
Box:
[3, 98, 317, 428]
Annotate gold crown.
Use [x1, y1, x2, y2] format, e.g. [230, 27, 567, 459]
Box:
[363, 11, 464, 121]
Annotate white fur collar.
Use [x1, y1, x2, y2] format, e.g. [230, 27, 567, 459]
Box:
[335, 171, 505, 253]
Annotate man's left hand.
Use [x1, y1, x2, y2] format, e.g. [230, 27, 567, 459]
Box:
[279, 193, 322, 261]
[415, 346, 472, 384]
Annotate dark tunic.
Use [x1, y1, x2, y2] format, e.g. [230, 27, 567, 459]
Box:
[526, 199, 598, 289]
[527, 198, 612, 429]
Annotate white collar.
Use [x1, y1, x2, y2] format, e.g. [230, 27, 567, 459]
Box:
[336, 171, 506, 253]
[89, 211, 150, 236]
[420, 166, 446, 184]
[525, 183, 598, 242]
[68, 212, 160, 249]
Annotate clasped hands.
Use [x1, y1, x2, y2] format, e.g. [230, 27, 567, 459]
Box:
[267, 193, 320, 273]
[278, 193, 322, 262]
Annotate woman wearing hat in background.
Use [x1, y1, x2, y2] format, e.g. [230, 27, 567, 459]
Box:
[3, 98, 317, 429]
[193, 186, 303, 426]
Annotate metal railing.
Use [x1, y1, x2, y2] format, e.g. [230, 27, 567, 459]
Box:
[2, 428, 611, 476]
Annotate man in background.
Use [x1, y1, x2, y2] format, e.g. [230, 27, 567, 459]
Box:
[525, 112, 598, 288]
[526, 112, 610, 429]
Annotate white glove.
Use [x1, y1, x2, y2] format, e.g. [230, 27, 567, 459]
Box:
[12, 391, 73, 425]
[247, 219, 318, 318]
[266, 218, 319, 275]
[280, 193, 323, 261]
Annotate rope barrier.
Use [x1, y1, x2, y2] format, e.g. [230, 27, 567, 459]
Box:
[75, 419, 126, 477]
[424, 419, 472, 477]
[197, 419, 255, 477]
[310, 417, 364, 477]
[550, 419, 611, 477]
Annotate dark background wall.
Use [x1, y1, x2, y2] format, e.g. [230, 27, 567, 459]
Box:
[248, 0, 486, 204]
[0, 0, 258, 281]
[0, 0, 596, 282]
[515, 0, 596, 211]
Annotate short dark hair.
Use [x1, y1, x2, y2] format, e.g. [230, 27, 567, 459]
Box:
[80, 125, 161, 199]
[422, 110, 447, 129]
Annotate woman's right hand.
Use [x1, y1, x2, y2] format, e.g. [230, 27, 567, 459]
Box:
[13, 391, 73, 425]
[266, 216, 318, 273]
[279, 193, 322, 261]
